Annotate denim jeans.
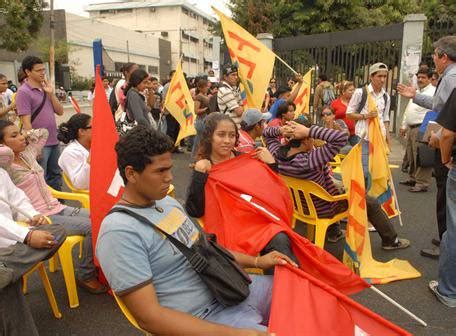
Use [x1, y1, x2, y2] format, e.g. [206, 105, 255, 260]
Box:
[437, 167, 456, 302]
[203, 275, 272, 331]
[38, 144, 62, 191]
[49, 207, 96, 281]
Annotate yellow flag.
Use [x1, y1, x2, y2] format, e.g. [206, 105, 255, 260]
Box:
[213, 7, 275, 110]
[341, 143, 420, 284]
[163, 62, 196, 145]
[293, 68, 312, 117]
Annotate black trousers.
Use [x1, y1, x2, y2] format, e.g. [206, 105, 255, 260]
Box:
[435, 151, 449, 239]
[260, 232, 299, 275]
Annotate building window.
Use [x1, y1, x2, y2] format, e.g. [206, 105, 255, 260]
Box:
[161, 31, 168, 37]
[148, 65, 159, 74]
[182, 8, 189, 15]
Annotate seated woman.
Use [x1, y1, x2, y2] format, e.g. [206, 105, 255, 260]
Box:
[57, 113, 91, 190]
[320, 105, 352, 154]
[185, 113, 299, 271]
[0, 120, 107, 293]
[263, 118, 410, 250]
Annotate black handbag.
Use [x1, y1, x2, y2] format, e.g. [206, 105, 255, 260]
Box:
[108, 207, 252, 306]
[416, 144, 436, 168]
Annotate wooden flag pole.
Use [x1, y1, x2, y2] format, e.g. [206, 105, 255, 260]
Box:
[370, 286, 427, 327]
[274, 54, 299, 75]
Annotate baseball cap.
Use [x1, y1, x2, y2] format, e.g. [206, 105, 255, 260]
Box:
[222, 64, 238, 76]
[241, 108, 271, 127]
[369, 62, 388, 76]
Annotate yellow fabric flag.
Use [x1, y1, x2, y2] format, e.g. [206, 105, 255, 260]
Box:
[366, 92, 399, 218]
[293, 69, 312, 117]
[163, 62, 196, 145]
[213, 7, 275, 110]
[341, 143, 420, 284]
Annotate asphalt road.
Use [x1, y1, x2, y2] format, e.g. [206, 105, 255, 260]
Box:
[25, 142, 455, 336]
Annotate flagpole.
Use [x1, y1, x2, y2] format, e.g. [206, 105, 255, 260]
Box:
[274, 54, 298, 75]
[370, 286, 427, 327]
[388, 171, 404, 226]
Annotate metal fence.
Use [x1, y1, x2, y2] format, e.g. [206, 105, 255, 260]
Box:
[273, 23, 404, 123]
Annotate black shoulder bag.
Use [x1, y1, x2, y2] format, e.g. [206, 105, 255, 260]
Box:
[31, 91, 47, 123]
[108, 207, 252, 306]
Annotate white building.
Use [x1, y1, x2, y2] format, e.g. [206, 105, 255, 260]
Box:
[66, 12, 161, 79]
[86, 0, 218, 76]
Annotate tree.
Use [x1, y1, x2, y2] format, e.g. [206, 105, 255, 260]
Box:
[32, 37, 70, 64]
[0, 0, 46, 52]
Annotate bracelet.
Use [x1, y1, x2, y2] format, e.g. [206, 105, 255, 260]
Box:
[24, 230, 34, 245]
[254, 256, 259, 268]
[443, 159, 452, 165]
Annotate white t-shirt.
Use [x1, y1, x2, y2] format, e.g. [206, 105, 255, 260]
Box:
[346, 83, 390, 139]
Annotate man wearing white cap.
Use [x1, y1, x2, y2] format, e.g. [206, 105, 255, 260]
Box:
[346, 62, 391, 146]
[237, 108, 271, 153]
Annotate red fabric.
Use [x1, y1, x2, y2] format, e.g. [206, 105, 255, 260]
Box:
[331, 98, 355, 135]
[203, 154, 369, 295]
[269, 265, 412, 336]
[69, 96, 81, 114]
[90, 68, 123, 265]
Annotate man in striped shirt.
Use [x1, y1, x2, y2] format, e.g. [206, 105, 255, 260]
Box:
[217, 64, 244, 127]
[264, 118, 409, 249]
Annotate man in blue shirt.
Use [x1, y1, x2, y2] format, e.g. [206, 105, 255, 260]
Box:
[269, 74, 303, 120]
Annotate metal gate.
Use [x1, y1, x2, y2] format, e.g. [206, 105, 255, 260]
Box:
[273, 23, 403, 124]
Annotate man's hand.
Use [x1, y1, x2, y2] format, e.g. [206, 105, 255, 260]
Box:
[429, 131, 440, 149]
[194, 159, 212, 173]
[397, 83, 416, 99]
[399, 128, 407, 137]
[257, 250, 298, 270]
[286, 121, 310, 139]
[28, 230, 56, 249]
[251, 147, 275, 164]
[365, 111, 378, 119]
[42, 79, 54, 95]
[27, 215, 47, 227]
[444, 159, 453, 170]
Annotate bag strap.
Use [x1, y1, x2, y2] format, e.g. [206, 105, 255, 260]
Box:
[108, 207, 209, 272]
[31, 91, 47, 123]
[356, 86, 368, 113]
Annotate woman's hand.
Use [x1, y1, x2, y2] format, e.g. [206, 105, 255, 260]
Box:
[27, 215, 47, 227]
[256, 251, 298, 270]
[251, 147, 275, 164]
[194, 159, 212, 173]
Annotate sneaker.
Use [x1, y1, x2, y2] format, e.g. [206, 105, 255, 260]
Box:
[429, 280, 456, 308]
[408, 186, 428, 193]
[399, 180, 416, 187]
[327, 230, 346, 243]
[368, 226, 377, 232]
[420, 247, 440, 259]
[382, 238, 410, 250]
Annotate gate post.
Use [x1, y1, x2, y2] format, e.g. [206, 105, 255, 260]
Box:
[256, 33, 274, 50]
[396, 14, 427, 134]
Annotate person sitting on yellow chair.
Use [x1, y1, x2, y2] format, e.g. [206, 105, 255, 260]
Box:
[263, 117, 409, 250]
[0, 168, 66, 336]
[0, 120, 107, 293]
[57, 113, 92, 190]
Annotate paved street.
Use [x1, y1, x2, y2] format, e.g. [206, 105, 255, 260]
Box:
[25, 139, 455, 336]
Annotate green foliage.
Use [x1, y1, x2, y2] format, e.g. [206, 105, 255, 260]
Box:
[227, 0, 454, 38]
[70, 75, 93, 91]
[0, 0, 46, 52]
[32, 37, 70, 64]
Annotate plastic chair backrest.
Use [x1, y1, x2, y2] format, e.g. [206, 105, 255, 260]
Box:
[49, 187, 90, 209]
[280, 174, 347, 221]
[113, 294, 151, 335]
[63, 173, 89, 194]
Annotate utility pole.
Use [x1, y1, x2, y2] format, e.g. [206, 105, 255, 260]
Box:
[126, 40, 130, 62]
[49, 0, 55, 86]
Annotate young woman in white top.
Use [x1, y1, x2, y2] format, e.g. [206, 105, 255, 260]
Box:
[57, 113, 91, 190]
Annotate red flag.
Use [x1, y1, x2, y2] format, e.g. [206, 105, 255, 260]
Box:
[203, 154, 369, 295]
[269, 265, 411, 336]
[69, 95, 81, 113]
[90, 67, 123, 259]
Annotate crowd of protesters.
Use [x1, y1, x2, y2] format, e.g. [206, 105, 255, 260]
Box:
[0, 34, 455, 335]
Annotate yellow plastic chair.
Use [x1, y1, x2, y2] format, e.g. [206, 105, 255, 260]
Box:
[280, 174, 349, 248]
[329, 153, 346, 168]
[47, 187, 88, 308]
[22, 262, 62, 319]
[63, 173, 89, 194]
[167, 184, 175, 198]
[113, 293, 153, 335]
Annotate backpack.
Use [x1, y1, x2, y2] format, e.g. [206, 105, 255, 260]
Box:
[356, 86, 388, 114]
[209, 83, 230, 113]
[321, 86, 336, 105]
[109, 88, 118, 115]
